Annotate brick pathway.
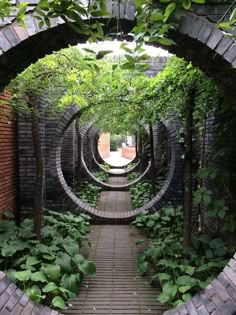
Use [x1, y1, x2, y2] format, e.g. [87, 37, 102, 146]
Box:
[97, 176, 133, 212]
[63, 225, 167, 315]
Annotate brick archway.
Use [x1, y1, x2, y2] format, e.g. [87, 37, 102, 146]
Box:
[48, 104, 183, 221]
[0, 4, 235, 95]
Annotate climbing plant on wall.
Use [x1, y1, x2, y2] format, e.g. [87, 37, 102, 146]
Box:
[8, 47, 131, 238]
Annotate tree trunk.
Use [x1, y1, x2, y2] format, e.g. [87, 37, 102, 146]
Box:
[87, 131, 92, 170]
[198, 118, 206, 233]
[135, 132, 138, 158]
[75, 118, 82, 191]
[31, 103, 43, 241]
[149, 123, 156, 194]
[183, 88, 195, 248]
[138, 133, 143, 172]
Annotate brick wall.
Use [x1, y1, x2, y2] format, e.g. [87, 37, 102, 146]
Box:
[98, 133, 110, 159]
[61, 123, 76, 185]
[0, 91, 18, 219]
[121, 145, 136, 160]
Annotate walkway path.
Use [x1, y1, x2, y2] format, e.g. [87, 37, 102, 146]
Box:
[97, 176, 132, 213]
[104, 151, 133, 167]
[63, 225, 167, 315]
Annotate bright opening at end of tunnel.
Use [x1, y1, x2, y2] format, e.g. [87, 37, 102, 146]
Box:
[98, 132, 136, 167]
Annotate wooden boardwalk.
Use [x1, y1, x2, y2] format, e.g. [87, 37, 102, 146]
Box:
[63, 225, 167, 315]
[1, 171, 236, 314]
[97, 176, 132, 213]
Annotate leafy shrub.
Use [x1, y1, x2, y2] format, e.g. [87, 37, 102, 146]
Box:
[77, 181, 102, 207]
[110, 134, 123, 151]
[132, 207, 231, 308]
[0, 210, 95, 309]
[99, 163, 111, 172]
[125, 162, 137, 171]
[92, 171, 109, 182]
[127, 171, 140, 182]
[129, 179, 163, 208]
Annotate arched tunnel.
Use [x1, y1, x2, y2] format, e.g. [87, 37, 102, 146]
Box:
[0, 1, 236, 314]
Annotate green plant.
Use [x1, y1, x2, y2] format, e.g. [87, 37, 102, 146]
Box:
[99, 163, 111, 172]
[77, 181, 102, 208]
[110, 134, 123, 151]
[132, 207, 231, 308]
[125, 162, 137, 171]
[129, 179, 163, 208]
[0, 210, 95, 309]
[92, 171, 109, 182]
[127, 171, 141, 182]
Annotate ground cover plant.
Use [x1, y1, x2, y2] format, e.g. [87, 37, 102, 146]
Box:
[0, 210, 95, 310]
[125, 162, 138, 172]
[132, 207, 232, 308]
[77, 181, 102, 208]
[129, 179, 164, 208]
[127, 171, 141, 182]
[99, 163, 111, 172]
[92, 170, 109, 182]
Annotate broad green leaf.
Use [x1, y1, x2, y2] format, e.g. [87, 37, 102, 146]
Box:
[43, 264, 61, 281]
[26, 256, 40, 266]
[2, 211, 14, 219]
[193, 194, 202, 205]
[73, 254, 85, 265]
[61, 274, 80, 294]
[26, 285, 44, 303]
[179, 285, 191, 293]
[162, 282, 177, 300]
[218, 22, 232, 30]
[79, 261, 96, 275]
[157, 273, 171, 281]
[31, 271, 47, 283]
[182, 293, 192, 302]
[203, 194, 211, 205]
[42, 282, 58, 293]
[183, 0, 191, 10]
[90, 10, 111, 17]
[52, 296, 67, 309]
[96, 50, 113, 60]
[177, 275, 198, 286]
[173, 300, 184, 308]
[180, 265, 195, 275]
[120, 43, 132, 53]
[157, 292, 170, 303]
[230, 8, 236, 22]
[55, 253, 72, 273]
[164, 2, 176, 21]
[63, 243, 80, 256]
[157, 37, 175, 46]
[13, 270, 31, 282]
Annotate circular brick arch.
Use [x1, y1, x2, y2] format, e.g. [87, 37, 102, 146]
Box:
[80, 122, 150, 190]
[49, 104, 183, 221]
[1, 6, 236, 314]
[92, 148, 141, 176]
[0, 6, 235, 95]
[92, 129, 140, 170]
